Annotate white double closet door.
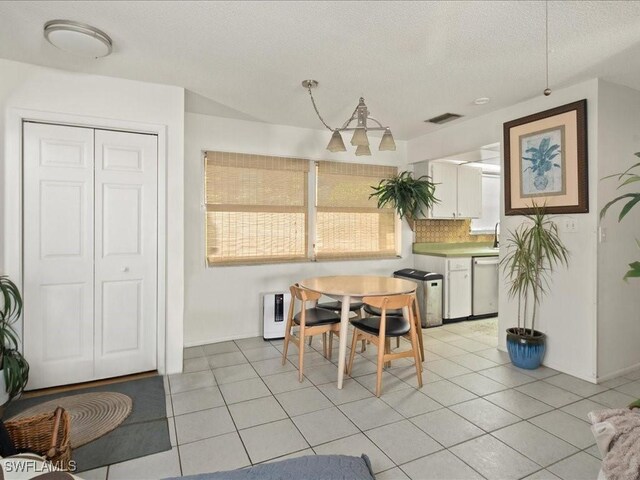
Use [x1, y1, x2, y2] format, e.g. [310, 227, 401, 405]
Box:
[23, 122, 158, 390]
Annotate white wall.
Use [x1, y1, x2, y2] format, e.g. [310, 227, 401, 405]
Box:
[184, 112, 413, 346]
[596, 80, 640, 380]
[409, 79, 600, 382]
[0, 59, 185, 374]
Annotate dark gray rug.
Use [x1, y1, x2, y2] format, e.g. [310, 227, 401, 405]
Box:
[166, 455, 375, 480]
[4, 375, 171, 472]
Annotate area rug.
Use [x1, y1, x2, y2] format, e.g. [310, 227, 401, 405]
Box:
[4, 375, 170, 472]
[9, 392, 133, 448]
[465, 317, 498, 336]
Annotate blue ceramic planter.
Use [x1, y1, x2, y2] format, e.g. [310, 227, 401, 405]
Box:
[506, 328, 546, 370]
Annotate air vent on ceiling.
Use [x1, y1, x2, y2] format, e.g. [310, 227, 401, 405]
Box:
[425, 113, 463, 125]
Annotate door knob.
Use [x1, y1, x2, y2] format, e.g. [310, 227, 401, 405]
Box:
[122, 266, 129, 272]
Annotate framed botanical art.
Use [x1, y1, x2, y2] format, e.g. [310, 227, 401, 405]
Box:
[503, 99, 588, 215]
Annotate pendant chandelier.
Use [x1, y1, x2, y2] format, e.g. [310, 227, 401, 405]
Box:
[302, 80, 396, 155]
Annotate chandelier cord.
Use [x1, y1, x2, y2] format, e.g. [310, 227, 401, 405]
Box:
[306, 85, 335, 131]
[545, 0, 549, 91]
[341, 106, 360, 130]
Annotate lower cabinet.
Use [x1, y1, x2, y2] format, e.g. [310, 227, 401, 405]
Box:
[414, 255, 472, 320]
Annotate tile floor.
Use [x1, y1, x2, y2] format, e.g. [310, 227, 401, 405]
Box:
[87, 319, 640, 480]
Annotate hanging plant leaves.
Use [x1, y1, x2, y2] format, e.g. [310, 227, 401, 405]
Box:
[369, 171, 439, 230]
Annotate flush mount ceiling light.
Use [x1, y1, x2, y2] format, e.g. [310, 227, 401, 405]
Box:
[302, 80, 395, 155]
[473, 97, 490, 105]
[44, 20, 113, 58]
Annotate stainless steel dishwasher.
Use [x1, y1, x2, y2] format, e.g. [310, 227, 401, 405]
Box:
[471, 256, 499, 318]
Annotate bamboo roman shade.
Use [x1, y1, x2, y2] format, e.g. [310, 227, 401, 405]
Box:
[316, 161, 397, 259]
[205, 152, 308, 265]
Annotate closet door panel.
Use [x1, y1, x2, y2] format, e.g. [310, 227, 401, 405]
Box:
[23, 122, 95, 389]
[94, 130, 158, 378]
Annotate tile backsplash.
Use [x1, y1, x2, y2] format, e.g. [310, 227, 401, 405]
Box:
[414, 219, 494, 243]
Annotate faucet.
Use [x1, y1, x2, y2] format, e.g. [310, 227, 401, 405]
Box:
[493, 222, 500, 248]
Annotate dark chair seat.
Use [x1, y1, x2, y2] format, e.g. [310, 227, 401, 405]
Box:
[363, 304, 403, 317]
[318, 301, 364, 313]
[294, 308, 340, 326]
[351, 316, 410, 337]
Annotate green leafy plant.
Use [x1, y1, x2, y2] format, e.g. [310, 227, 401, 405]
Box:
[369, 171, 438, 230]
[600, 152, 640, 279]
[0, 275, 29, 401]
[501, 203, 569, 336]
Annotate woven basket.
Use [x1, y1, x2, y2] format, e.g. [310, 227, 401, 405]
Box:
[5, 407, 72, 470]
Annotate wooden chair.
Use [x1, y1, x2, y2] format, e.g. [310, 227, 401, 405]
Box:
[362, 296, 425, 362]
[316, 300, 367, 353]
[348, 294, 423, 396]
[282, 284, 341, 382]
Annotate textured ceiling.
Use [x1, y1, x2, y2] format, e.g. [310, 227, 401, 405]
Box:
[1, 1, 640, 140]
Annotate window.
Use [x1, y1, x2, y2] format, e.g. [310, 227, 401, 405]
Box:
[470, 173, 500, 233]
[315, 161, 398, 260]
[204, 151, 308, 265]
[204, 153, 399, 265]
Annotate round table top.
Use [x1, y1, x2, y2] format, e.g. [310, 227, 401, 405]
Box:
[299, 275, 416, 297]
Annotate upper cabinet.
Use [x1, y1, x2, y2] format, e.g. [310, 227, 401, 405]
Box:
[415, 161, 482, 219]
[456, 164, 482, 218]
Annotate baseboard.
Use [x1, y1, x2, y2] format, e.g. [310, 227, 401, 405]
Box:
[541, 359, 598, 384]
[184, 331, 262, 348]
[596, 362, 640, 383]
[468, 313, 499, 320]
[496, 345, 599, 384]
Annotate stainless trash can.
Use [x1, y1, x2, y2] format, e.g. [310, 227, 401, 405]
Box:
[393, 269, 443, 328]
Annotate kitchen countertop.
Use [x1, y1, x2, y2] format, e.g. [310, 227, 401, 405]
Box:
[413, 242, 500, 257]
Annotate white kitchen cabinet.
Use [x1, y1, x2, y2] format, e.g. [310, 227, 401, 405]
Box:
[429, 162, 458, 219]
[414, 254, 472, 320]
[456, 164, 483, 218]
[415, 161, 482, 219]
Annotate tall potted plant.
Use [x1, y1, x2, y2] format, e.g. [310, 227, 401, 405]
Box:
[369, 170, 438, 230]
[0, 275, 29, 405]
[600, 152, 640, 279]
[501, 204, 569, 369]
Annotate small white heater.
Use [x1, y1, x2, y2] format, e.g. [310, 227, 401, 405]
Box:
[263, 292, 291, 340]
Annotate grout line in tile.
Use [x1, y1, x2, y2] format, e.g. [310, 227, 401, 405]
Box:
[235, 341, 316, 463]
[173, 415, 183, 477]
[166, 324, 629, 479]
[488, 419, 588, 468]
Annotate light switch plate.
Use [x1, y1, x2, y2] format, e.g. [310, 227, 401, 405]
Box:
[559, 218, 578, 233]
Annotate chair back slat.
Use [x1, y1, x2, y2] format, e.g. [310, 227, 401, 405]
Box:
[290, 283, 321, 303]
[362, 294, 413, 311]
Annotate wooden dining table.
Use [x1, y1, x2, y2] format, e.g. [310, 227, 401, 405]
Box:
[299, 275, 417, 389]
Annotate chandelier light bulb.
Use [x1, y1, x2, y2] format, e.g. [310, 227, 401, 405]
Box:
[326, 130, 347, 152]
[355, 144, 372, 156]
[350, 127, 369, 147]
[379, 128, 396, 151]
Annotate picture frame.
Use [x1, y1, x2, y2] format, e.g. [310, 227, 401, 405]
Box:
[503, 99, 588, 215]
